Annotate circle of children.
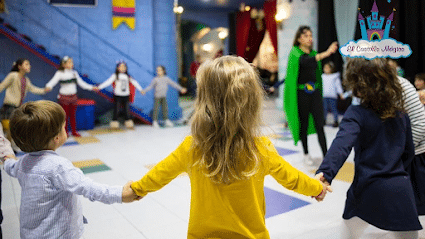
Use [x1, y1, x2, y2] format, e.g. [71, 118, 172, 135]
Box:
[1, 37, 425, 238]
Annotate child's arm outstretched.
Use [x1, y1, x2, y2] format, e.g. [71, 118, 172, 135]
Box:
[51, 158, 139, 203]
[129, 77, 144, 95]
[130, 137, 190, 197]
[75, 71, 95, 91]
[261, 137, 329, 200]
[166, 77, 187, 94]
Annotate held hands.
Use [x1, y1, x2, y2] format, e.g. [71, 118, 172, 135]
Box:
[44, 87, 52, 93]
[180, 88, 187, 94]
[92, 86, 99, 92]
[313, 172, 333, 202]
[122, 181, 143, 203]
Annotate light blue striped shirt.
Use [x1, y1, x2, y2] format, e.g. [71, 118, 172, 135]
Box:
[4, 150, 122, 239]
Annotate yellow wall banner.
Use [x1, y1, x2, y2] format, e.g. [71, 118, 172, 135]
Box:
[112, 0, 135, 30]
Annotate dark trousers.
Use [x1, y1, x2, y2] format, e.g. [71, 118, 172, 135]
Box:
[113, 95, 130, 121]
[1, 170, 2, 238]
[298, 90, 327, 157]
[152, 97, 168, 121]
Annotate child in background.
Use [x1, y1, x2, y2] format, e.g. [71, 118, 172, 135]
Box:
[96, 61, 143, 129]
[131, 56, 331, 239]
[388, 58, 405, 77]
[2, 100, 139, 239]
[0, 59, 48, 144]
[142, 65, 187, 128]
[414, 73, 425, 105]
[45, 56, 97, 137]
[322, 61, 343, 127]
[0, 123, 15, 238]
[316, 58, 421, 238]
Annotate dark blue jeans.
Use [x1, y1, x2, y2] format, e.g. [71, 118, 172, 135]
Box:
[323, 97, 338, 123]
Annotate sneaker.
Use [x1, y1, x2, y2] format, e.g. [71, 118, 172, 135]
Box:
[303, 154, 314, 166]
[165, 119, 174, 127]
[152, 121, 160, 128]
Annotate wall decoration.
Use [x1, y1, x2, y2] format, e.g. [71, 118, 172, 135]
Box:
[112, 0, 135, 30]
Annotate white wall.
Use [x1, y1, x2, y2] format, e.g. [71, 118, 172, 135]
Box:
[276, 0, 318, 109]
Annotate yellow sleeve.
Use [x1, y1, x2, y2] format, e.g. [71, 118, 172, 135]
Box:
[131, 136, 193, 197]
[260, 137, 323, 197]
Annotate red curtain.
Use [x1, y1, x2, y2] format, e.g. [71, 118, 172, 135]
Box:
[235, 11, 251, 58]
[264, 0, 278, 55]
[244, 18, 266, 63]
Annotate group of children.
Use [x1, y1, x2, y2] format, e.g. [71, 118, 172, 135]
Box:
[0, 56, 187, 142]
[1, 55, 425, 238]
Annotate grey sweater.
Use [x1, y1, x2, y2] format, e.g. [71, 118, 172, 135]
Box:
[144, 76, 183, 98]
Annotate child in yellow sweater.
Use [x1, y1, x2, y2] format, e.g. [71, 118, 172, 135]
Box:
[130, 56, 331, 239]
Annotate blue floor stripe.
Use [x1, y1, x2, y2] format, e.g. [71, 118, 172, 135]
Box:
[63, 141, 79, 146]
[275, 147, 298, 156]
[265, 187, 310, 218]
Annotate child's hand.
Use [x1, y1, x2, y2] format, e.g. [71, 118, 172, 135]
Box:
[313, 172, 333, 202]
[44, 87, 52, 93]
[92, 87, 99, 92]
[141, 90, 146, 95]
[122, 181, 142, 203]
[180, 88, 187, 94]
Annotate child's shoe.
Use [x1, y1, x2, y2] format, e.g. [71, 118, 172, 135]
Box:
[303, 154, 314, 166]
[152, 121, 160, 128]
[165, 119, 174, 127]
[110, 121, 119, 129]
[124, 119, 134, 129]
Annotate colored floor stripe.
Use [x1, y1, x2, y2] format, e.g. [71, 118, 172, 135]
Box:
[264, 187, 310, 218]
[73, 159, 105, 168]
[310, 161, 354, 183]
[63, 141, 79, 146]
[88, 128, 126, 135]
[74, 136, 100, 144]
[275, 147, 299, 156]
[73, 159, 111, 174]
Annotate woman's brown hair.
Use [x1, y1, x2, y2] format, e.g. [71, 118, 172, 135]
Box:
[191, 56, 265, 184]
[293, 25, 311, 47]
[344, 58, 404, 119]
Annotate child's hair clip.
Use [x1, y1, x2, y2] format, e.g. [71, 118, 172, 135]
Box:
[62, 56, 70, 62]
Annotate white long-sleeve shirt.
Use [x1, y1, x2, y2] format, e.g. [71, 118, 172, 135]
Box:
[46, 69, 94, 95]
[322, 72, 343, 99]
[4, 150, 122, 239]
[97, 73, 143, 97]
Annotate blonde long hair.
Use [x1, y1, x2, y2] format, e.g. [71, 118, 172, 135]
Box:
[191, 56, 265, 184]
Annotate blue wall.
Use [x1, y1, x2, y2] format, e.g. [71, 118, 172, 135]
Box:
[0, 0, 182, 120]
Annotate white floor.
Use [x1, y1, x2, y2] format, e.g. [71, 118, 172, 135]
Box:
[2, 98, 425, 239]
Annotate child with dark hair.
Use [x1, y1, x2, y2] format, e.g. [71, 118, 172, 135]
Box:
[96, 61, 143, 129]
[142, 65, 187, 128]
[45, 56, 97, 137]
[322, 61, 343, 127]
[2, 100, 139, 239]
[0, 59, 47, 144]
[316, 58, 421, 238]
[414, 73, 425, 105]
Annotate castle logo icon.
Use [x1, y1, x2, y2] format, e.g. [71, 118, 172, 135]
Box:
[358, 0, 394, 40]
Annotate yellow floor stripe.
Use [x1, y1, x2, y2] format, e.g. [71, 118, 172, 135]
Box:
[268, 133, 283, 139]
[73, 159, 105, 168]
[74, 136, 100, 144]
[144, 163, 187, 177]
[310, 161, 354, 183]
[87, 128, 126, 135]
